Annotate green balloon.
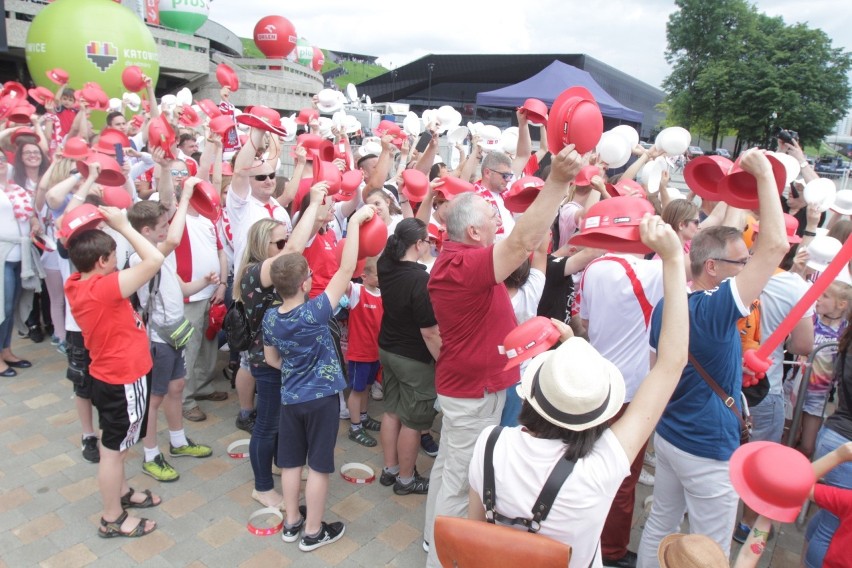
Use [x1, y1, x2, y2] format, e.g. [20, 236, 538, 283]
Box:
[158, 0, 210, 34]
[25, 0, 160, 99]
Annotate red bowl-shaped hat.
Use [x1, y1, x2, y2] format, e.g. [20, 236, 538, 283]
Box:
[295, 108, 319, 125]
[28, 86, 54, 107]
[503, 176, 545, 213]
[312, 159, 342, 195]
[606, 178, 645, 198]
[236, 106, 287, 137]
[574, 165, 601, 187]
[436, 175, 475, 200]
[730, 442, 815, 522]
[569, 196, 655, 254]
[216, 63, 239, 91]
[10, 128, 38, 147]
[178, 106, 202, 128]
[76, 153, 126, 187]
[209, 115, 236, 139]
[752, 213, 802, 245]
[197, 99, 221, 119]
[0, 95, 19, 119]
[519, 98, 548, 126]
[374, 119, 401, 137]
[101, 186, 133, 209]
[189, 180, 221, 220]
[547, 87, 603, 155]
[95, 128, 131, 156]
[1, 81, 27, 100]
[45, 68, 69, 85]
[683, 155, 733, 201]
[59, 203, 104, 241]
[358, 214, 388, 259]
[401, 169, 429, 203]
[500, 316, 561, 370]
[148, 115, 176, 158]
[336, 170, 363, 202]
[6, 103, 36, 125]
[717, 152, 786, 209]
[121, 66, 146, 92]
[61, 137, 91, 160]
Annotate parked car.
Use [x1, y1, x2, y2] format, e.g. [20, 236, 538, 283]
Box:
[708, 148, 732, 159]
[814, 157, 850, 176]
[687, 146, 704, 158]
[639, 141, 654, 150]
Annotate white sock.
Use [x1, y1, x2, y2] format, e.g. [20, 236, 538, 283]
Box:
[143, 446, 160, 462]
[169, 429, 188, 448]
[82, 432, 96, 440]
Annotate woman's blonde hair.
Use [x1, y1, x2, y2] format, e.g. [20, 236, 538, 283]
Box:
[233, 218, 285, 302]
[47, 157, 76, 189]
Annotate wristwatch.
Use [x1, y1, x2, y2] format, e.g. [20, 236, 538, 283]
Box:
[800, 160, 809, 169]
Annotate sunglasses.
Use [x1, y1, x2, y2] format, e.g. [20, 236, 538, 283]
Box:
[170, 169, 189, 177]
[269, 239, 287, 250]
[254, 173, 276, 181]
[491, 170, 514, 182]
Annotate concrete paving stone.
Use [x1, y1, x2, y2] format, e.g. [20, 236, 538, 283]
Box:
[197, 516, 244, 548]
[39, 542, 97, 568]
[24, 392, 62, 410]
[237, 547, 294, 568]
[31, 453, 76, 478]
[0, 508, 28, 535]
[11, 511, 64, 545]
[8, 432, 49, 455]
[346, 536, 400, 567]
[376, 519, 421, 552]
[45, 408, 79, 428]
[0, 538, 61, 566]
[160, 489, 206, 518]
[121, 528, 175, 563]
[329, 491, 375, 523]
[0, 413, 27, 434]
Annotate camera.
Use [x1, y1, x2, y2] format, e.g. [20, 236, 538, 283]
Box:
[775, 128, 799, 144]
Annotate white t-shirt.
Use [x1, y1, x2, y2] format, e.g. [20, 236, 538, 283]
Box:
[177, 214, 220, 302]
[469, 427, 630, 568]
[130, 252, 184, 344]
[760, 270, 814, 394]
[0, 191, 24, 262]
[510, 268, 545, 325]
[226, 186, 291, 277]
[579, 254, 664, 401]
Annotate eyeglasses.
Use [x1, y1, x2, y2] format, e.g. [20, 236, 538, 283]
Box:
[254, 173, 276, 182]
[170, 169, 189, 177]
[269, 239, 287, 250]
[491, 169, 514, 182]
[712, 257, 750, 266]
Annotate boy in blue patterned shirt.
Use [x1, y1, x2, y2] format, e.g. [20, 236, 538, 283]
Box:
[263, 205, 373, 552]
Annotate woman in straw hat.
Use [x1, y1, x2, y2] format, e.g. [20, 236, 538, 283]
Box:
[468, 215, 688, 568]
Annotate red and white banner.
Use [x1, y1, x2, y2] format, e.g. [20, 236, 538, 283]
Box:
[145, 0, 159, 25]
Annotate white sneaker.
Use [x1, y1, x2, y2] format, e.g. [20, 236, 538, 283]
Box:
[339, 407, 350, 420]
[644, 451, 657, 468]
[638, 468, 655, 486]
[370, 382, 384, 401]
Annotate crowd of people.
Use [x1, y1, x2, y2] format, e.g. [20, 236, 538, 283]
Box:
[3, 67, 852, 568]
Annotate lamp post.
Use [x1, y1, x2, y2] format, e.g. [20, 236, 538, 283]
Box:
[391, 69, 398, 102]
[427, 62, 435, 107]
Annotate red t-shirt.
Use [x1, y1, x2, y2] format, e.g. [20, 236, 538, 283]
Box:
[303, 231, 338, 298]
[346, 284, 382, 362]
[64, 271, 153, 385]
[814, 484, 852, 568]
[427, 240, 519, 397]
[56, 107, 77, 139]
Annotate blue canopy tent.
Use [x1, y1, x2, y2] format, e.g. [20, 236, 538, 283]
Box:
[475, 60, 643, 123]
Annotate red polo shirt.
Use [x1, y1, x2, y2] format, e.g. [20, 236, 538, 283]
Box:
[428, 240, 518, 397]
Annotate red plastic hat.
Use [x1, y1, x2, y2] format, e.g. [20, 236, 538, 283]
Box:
[503, 176, 545, 213]
[336, 170, 363, 202]
[333, 238, 367, 278]
[130, 114, 145, 129]
[730, 441, 815, 522]
[569, 196, 655, 254]
[101, 186, 132, 209]
[0, 95, 19, 119]
[499, 316, 561, 370]
[573, 165, 601, 187]
[197, 99, 221, 119]
[188, 179, 221, 220]
[206, 303, 227, 340]
[45, 68, 69, 85]
[59, 203, 104, 241]
[294, 133, 335, 161]
[358, 214, 389, 259]
[28, 86, 54, 107]
[95, 128, 131, 155]
[76, 153, 126, 187]
[717, 152, 786, 210]
[121, 66, 146, 92]
[683, 155, 733, 201]
[174, 106, 199, 128]
[295, 108, 319, 125]
[374, 119, 401, 138]
[401, 169, 429, 203]
[148, 115, 176, 158]
[209, 115, 236, 139]
[436, 175, 475, 200]
[216, 63, 239, 91]
[312, 159, 342, 195]
[751, 213, 802, 245]
[61, 137, 91, 160]
[606, 178, 645, 198]
[518, 98, 548, 126]
[6, 103, 36, 125]
[10, 128, 38, 147]
[32, 233, 57, 253]
[1, 81, 27, 100]
[547, 87, 603, 155]
[236, 105, 287, 137]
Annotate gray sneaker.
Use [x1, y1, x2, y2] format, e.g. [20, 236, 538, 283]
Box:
[393, 473, 430, 495]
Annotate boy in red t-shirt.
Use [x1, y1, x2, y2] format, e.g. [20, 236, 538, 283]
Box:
[64, 206, 165, 539]
[344, 257, 383, 447]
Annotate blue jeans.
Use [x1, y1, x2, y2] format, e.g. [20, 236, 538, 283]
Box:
[0, 262, 22, 350]
[500, 382, 522, 427]
[749, 393, 784, 443]
[249, 364, 281, 492]
[804, 426, 852, 568]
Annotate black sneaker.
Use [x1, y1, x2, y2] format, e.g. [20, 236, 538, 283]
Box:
[380, 468, 398, 487]
[282, 505, 308, 543]
[27, 324, 44, 344]
[81, 436, 100, 463]
[235, 413, 255, 433]
[393, 473, 430, 495]
[299, 521, 345, 552]
[420, 433, 439, 457]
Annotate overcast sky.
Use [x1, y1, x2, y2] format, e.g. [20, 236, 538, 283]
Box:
[209, 0, 850, 91]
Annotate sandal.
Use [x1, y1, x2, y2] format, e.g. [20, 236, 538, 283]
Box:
[98, 510, 156, 538]
[121, 488, 161, 509]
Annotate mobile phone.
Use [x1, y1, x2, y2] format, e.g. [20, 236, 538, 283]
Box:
[415, 131, 433, 153]
[114, 143, 124, 166]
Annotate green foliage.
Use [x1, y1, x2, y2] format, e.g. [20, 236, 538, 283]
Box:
[240, 38, 264, 59]
[663, 0, 852, 149]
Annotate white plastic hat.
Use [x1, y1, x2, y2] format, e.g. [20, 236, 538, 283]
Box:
[806, 235, 842, 273]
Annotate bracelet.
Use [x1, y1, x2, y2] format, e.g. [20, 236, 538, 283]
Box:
[803, 230, 816, 237]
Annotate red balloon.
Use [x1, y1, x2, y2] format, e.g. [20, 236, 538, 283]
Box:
[253, 16, 297, 59]
[311, 47, 325, 72]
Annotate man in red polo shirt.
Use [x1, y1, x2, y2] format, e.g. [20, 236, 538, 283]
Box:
[423, 144, 583, 563]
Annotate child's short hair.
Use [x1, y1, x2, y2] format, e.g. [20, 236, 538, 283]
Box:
[68, 230, 116, 273]
[128, 200, 167, 233]
[270, 253, 308, 299]
[60, 88, 75, 99]
[362, 256, 378, 276]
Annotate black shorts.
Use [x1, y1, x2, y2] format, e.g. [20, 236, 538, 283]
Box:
[277, 395, 338, 473]
[91, 374, 151, 452]
[65, 331, 93, 400]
